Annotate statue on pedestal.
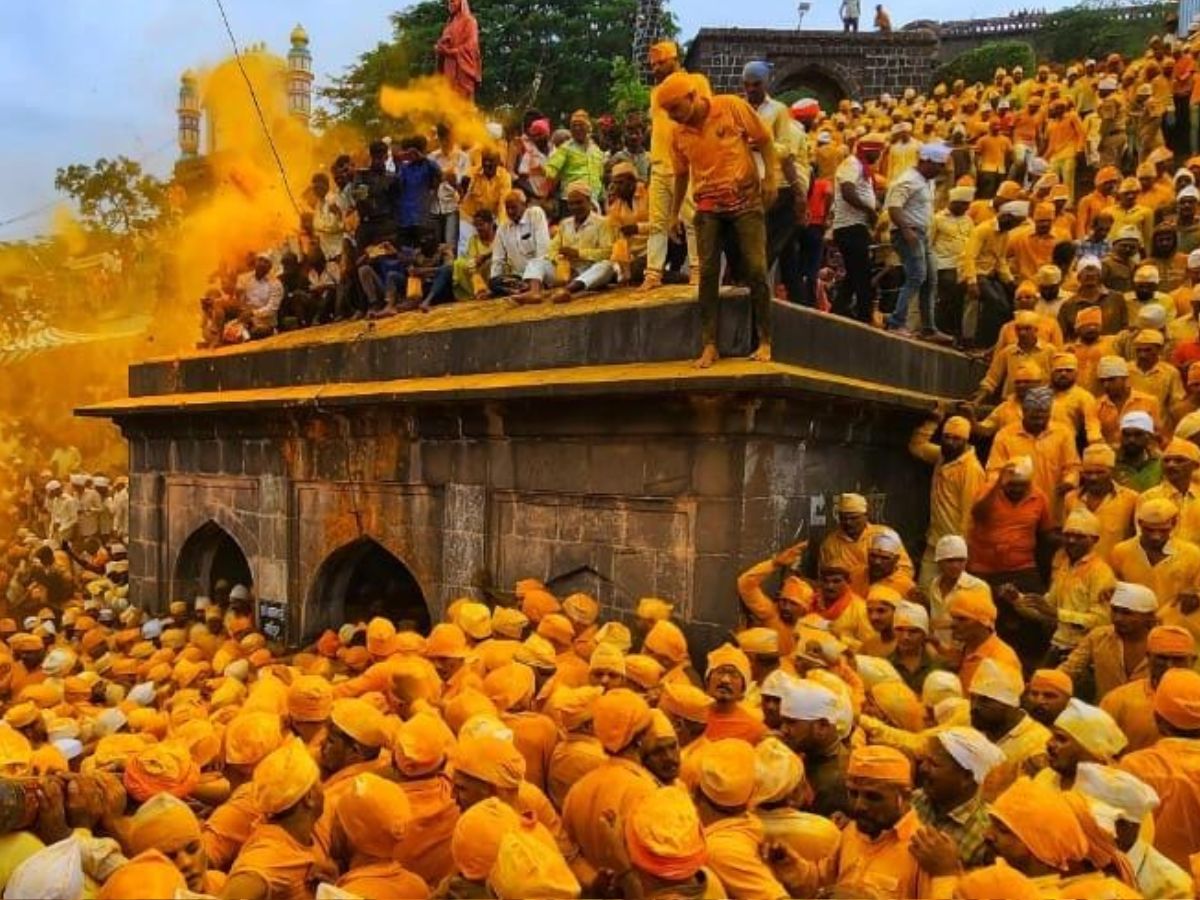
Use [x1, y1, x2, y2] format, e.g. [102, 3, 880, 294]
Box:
[436, 0, 482, 101]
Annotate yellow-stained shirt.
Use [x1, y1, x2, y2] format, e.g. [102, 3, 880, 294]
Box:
[1110, 535, 1200, 614]
[1130, 361, 1186, 428]
[1052, 384, 1104, 445]
[1063, 485, 1139, 564]
[1111, 202, 1155, 250]
[1102, 678, 1160, 752]
[986, 420, 1080, 520]
[704, 813, 788, 900]
[997, 314, 1064, 350]
[909, 421, 988, 555]
[960, 219, 1014, 284]
[818, 524, 915, 598]
[983, 713, 1052, 801]
[931, 209, 974, 271]
[1046, 551, 1116, 649]
[546, 734, 606, 810]
[1007, 229, 1069, 282]
[1069, 336, 1118, 395]
[978, 341, 1057, 399]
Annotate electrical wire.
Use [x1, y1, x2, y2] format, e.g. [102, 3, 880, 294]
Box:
[211, 0, 302, 217]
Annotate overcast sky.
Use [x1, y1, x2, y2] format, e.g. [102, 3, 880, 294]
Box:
[0, 0, 1060, 239]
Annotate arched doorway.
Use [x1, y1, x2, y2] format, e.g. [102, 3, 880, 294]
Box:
[307, 537, 430, 640]
[774, 64, 854, 114]
[174, 520, 253, 603]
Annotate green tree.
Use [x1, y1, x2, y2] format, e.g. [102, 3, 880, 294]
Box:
[933, 41, 1037, 88]
[608, 56, 650, 121]
[1032, 2, 1169, 62]
[322, 0, 677, 131]
[53, 156, 168, 236]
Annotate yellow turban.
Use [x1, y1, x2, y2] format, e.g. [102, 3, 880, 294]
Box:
[454, 735, 526, 790]
[659, 682, 714, 724]
[223, 711, 284, 766]
[546, 685, 604, 731]
[3, 701, 38, 730]
[0, 728, 32, 777]
[563, 593, 599, 627]
[648, 41, 679, 64]
[644, 620, 688, 665]
[537, 614, 575, 649]
[1164, 437, 1200, 465]
[635, 598, 674, 622]
[98, 850, 187, 900]
[625, 654, 664, 690]
[847, 745, 913, 787]
[990, 777, 1089, 871]
[330, 697, 389, 748]
[287, 674, 333, 723]
[943, 416, 971, 439]
[698, 739, 758, 807]
[491, 607, 529, 640]
[425, 623, 469, 659]
[336, 773, 412, 858]
[588, 642, 626, 675]
[1081, 443, 1116, 468]
[625, 786, 708, 879]
[253, 737, 319, 816]
[484, 662, 536, 712]
[488, 826, 580, 899]
[870, 681, 926, 732]
[1029, 668, 1073, 698]
[129, 792, 201, 855]
[955, 860, 1042, 900]
[593, 688, 652, 754]
[444, 688, 499, 734]
[366, 617, 397, 657]
[1139, 497, 1179, 525]
[948, 586, 998, 627]
[750, 736, 805, 806]
[393, 711, 455, 777]
[452, 796, 522, 880]
[655, 71, 698, 108]
[513, 634, 557, 670]
[93, 734, 149, 771]
[705, 643, 751, 685]
[454, 602, 493, 641]
[173, 718, 221, 768]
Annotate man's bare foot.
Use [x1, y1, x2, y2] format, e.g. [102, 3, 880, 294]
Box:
[511, 292, 544, 306]
[750, 342, 772, 362]
[694, 344, 719, 369]
[639, 272, 663, 292]
[370, 304, 398, 319]
[550, 288, 574, 304]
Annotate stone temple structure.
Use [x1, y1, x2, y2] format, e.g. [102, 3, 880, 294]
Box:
[82, 293, 979, 655]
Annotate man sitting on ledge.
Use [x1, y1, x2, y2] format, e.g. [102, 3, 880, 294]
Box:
[488, 188, 552, 302]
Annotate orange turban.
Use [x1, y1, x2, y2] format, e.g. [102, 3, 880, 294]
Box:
[393, 711, 455, 777]
[546, 685, 604, 731]
[254, 737, 319, 816]
[644, 620, 688, 665]
[366, 617, 397, 657]
[869, 682, 925, 733]
[223, 711, 284, 766]
[330, 698, 389, 748]
[128, 792, 202, 855]
[0, 728, 32, 776]
[287, 674, 333, 723]
[563, 593, 599, 627]
[444, 688, 499, 734]
[536, 614, 575, 650]
[1154, 668, 1200, 731]
[1075, 306, 1103, 328]
[625, 786, 708, 880]
[316, 629, 340, 657]
[705, 643, 751, 685]
[1148, 625, 1196, 655]
[779, 576, 814, 606]
[954, 860, 1041, 900]
[698, 739, 758, 807]
[593, 688, 652, 754]
[990, 777, 1089, 871]
[425, 623, 469, 659]
[484, 662, 536, 712]
[520, 588, 561, 624]
[656, 71, 701, 107]
[1030, 669, 1073, 698]
[489, 823, 580, 899]
[173, 718, 221, 768]
[453, 735, 526, 789]
[948, 587, 997, 627]
[625, 654, 665, 690]
[847, 745, 912, 786]
[648, 40, 679, 64]
[124, 740, 200, 802]
[336, 773, 412, 859]
[452, 796, 522, 879]
[98, 850, 187, 900]
[659, 681, 714, 723]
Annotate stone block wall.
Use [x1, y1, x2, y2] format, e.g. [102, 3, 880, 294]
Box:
[685, 29, 940, 99]
[122, 388, 930, 659]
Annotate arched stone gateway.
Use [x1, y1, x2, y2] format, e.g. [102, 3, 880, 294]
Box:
[173, 520, 253, 605]
[306, 537, 430, 641]
[773, 61, 859, 110]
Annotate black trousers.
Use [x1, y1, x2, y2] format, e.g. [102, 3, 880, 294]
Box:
[832, 223, 873, 322]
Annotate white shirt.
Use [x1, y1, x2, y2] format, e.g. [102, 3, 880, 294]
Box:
[112, 488, 129, 541]
[831, 155, 876, 230]
[48, 494, 79, 542]
[243, 276, 283, 329]
[77, 487, 102, 538]
[885, 165, 935, 230]
[549, 212, 613, 276]
[491, 206, 551, 279]
[311, 195, 346, 261]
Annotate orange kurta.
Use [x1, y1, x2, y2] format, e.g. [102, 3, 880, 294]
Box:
[337, 861, 429, 899]
[503, 710, 558, 795]
[547, 734, 606, 810]
[228, 823, 318, 900]
[202, 782, 261, 872]
[1101, 678, 1161, 752]
[561, 757, 657, 872]
[393, 774, 460, 886]
[1122, 738, 1200, 869]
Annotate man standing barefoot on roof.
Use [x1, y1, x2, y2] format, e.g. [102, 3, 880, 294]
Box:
[659, 72, 778, 369]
